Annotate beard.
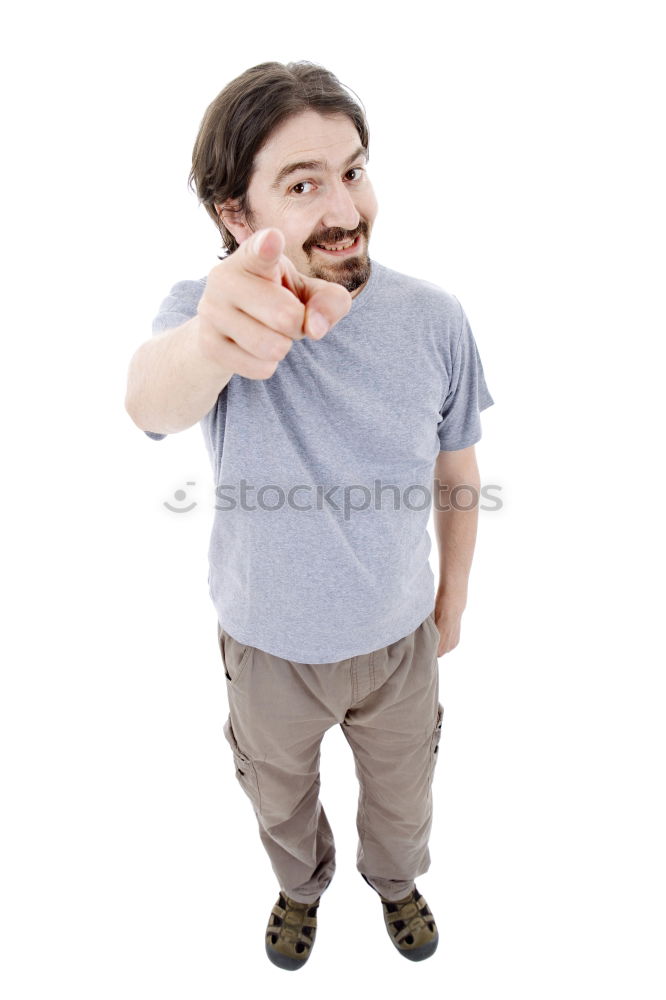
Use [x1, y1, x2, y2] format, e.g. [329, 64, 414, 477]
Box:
[308, 251, 371, 293]
[306, 221, 372, 293]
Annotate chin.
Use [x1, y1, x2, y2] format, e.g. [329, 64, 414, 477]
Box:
[310, 254, 371, 293]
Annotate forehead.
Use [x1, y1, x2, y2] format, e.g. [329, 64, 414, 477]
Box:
[253, 110, 361, 175]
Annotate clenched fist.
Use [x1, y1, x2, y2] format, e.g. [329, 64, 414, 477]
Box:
[195, 227, 353, 380]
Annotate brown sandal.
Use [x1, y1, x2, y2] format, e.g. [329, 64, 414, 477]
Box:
[265, 891, 320, 970]
[362, 873, 439, 961]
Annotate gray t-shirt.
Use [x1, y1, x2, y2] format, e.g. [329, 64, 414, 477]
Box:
[145, 258, 494, 663]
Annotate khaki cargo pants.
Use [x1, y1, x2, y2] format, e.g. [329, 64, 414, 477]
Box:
[218, 611, 444, 903]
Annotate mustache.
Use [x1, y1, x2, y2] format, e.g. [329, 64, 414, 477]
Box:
[308, 224, 366, 248]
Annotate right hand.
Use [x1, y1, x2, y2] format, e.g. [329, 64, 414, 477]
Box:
[195, 227, 353, 380]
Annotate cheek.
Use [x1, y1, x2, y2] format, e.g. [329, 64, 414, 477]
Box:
[285, 218, 320, 250]
[362, 187, 379, 220]
[284, 232, 314, 261]
[277, 202, 315, 232]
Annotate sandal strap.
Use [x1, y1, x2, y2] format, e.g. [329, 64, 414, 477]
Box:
[267, 895, 319, 948]
[382, 891, 435, 941]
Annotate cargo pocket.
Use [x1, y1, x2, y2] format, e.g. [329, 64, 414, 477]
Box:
[222, 714, 261, 812]
[429, 702, 444, 782]
[217, 623, 253, 685]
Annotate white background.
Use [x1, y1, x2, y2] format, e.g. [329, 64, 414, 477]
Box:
[2, 1, 664, 997]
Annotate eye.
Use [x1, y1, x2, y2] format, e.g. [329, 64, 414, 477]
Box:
[289, 167, 365, 196]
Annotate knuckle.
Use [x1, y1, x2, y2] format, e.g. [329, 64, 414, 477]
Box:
[253, 334, 290, 362]
[255, 359, 279, 379]
[239, 356, 279, 380]
[271, 306, 292, 334]
[273, 336, 293, 360]
[273, 300, 303, 335]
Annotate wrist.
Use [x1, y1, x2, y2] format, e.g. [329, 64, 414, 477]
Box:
[191, 313, 235, 382]
[436, 582, 467, 613]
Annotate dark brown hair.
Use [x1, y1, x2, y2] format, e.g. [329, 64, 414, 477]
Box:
[187, 61, 370, 257]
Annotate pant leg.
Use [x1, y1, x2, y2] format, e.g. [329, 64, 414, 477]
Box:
[218, 623, 343, 904]
[340, 612, 444, 901]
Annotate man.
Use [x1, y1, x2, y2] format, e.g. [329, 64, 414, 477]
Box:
[125, 60, 494, 971]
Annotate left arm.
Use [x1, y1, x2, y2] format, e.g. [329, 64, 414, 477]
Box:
[432, 445, 481, 656]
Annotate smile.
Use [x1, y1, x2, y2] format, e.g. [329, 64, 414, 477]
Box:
[313, 234, 361, 257]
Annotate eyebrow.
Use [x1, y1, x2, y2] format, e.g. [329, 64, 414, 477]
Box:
[271, 145, 368, 190]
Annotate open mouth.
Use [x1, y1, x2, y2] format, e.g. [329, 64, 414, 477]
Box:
[313, 234, 361, 257]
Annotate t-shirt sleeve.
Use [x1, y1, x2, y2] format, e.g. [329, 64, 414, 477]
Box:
[143, 279, 206, 441]
[436, 297, 495, 451]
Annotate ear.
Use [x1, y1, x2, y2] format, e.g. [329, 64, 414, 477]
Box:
[215, 198, 253, 244]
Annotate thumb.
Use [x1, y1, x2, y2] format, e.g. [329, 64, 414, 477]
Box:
[302, 279, 353, 337]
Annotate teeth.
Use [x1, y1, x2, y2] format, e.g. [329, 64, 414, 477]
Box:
[318, 239, 355, 251]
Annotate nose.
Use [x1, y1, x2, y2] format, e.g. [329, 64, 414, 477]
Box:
[319, 178, 360, 234]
